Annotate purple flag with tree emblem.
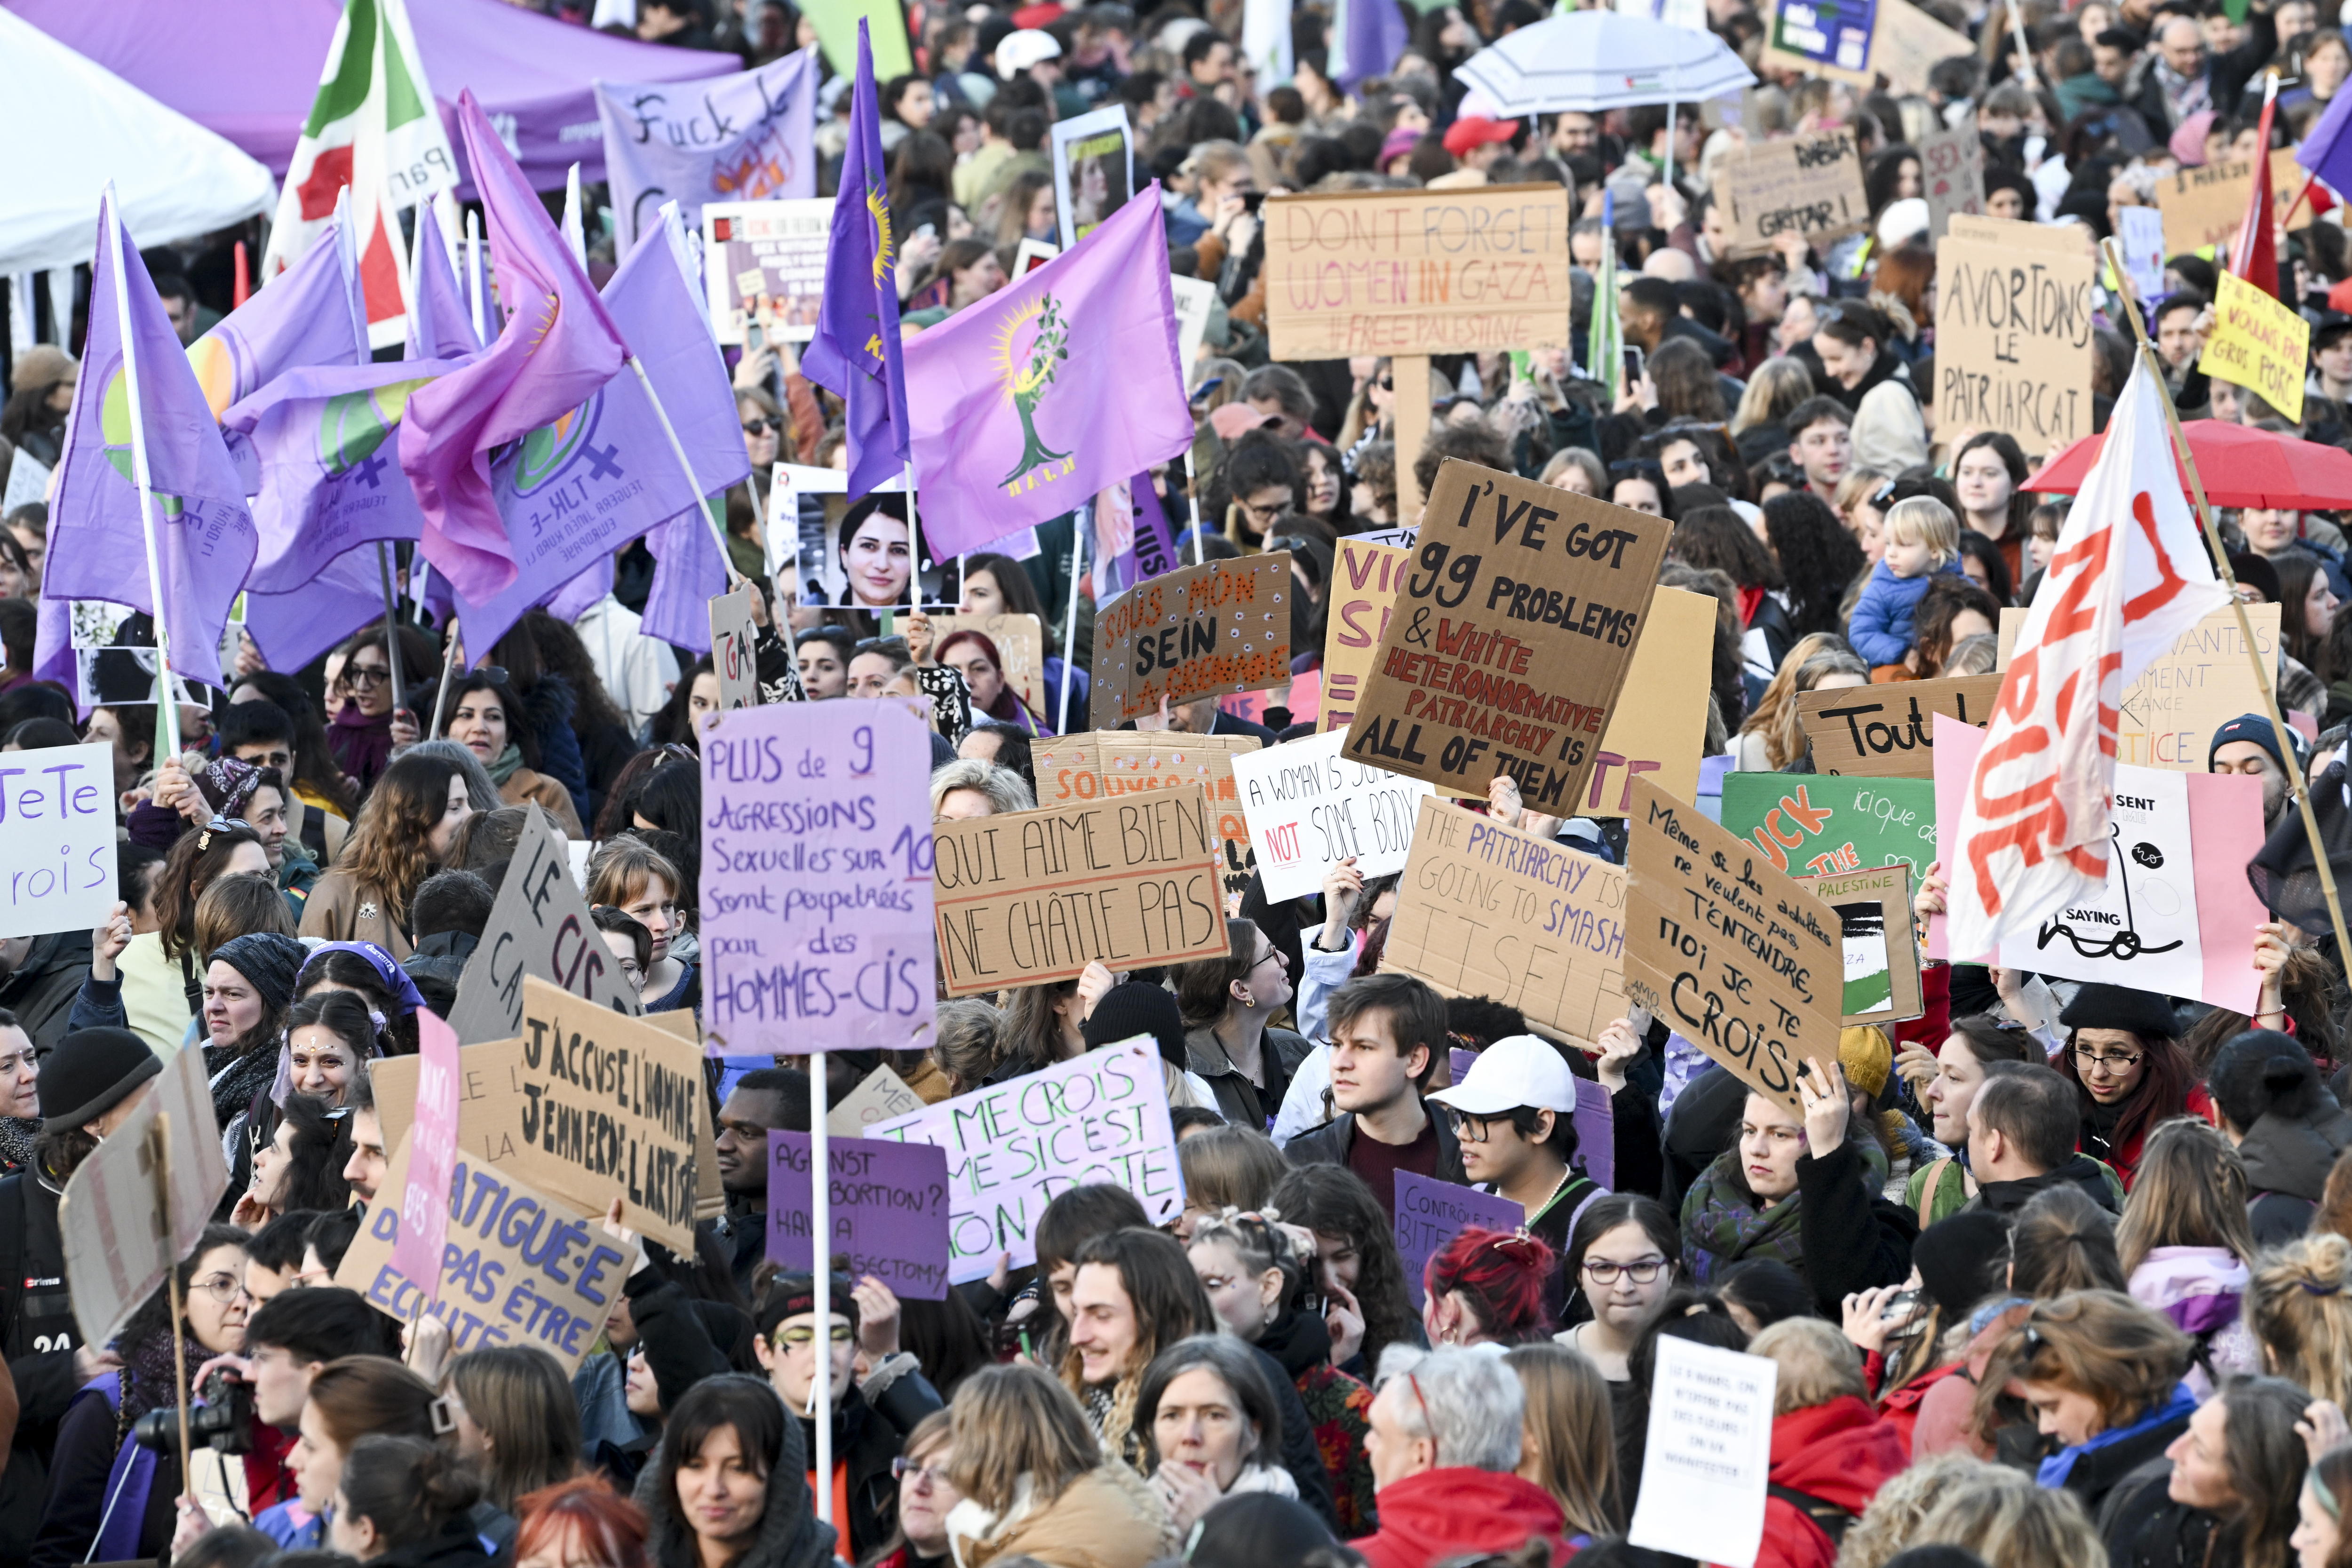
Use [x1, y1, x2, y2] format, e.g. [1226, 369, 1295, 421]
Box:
[33, 191, 258, 692]
[397, 91, 628, 604]
[905, 189, 1193, 558]
[798, 20, 909, 502]
[406, 204, 480, 362]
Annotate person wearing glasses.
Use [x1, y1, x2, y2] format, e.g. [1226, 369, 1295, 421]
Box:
[2053, 984, 2211, 1188]
[1216, 441, 1303, 552]
[751, 1273, 941, 1562]
[1555, 1196, 1681, 1385]
[1173, 918, 1308, 1131]
[34, 1223, 250, 1567]
[324, 625, 436, 799]
[867, 1410, 958, 1568]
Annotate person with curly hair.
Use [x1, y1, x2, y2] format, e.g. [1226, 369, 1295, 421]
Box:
[1761, 491, 1869, 638]
[1270, 1164, 1422, 1380]
[300, 751, 474, 959]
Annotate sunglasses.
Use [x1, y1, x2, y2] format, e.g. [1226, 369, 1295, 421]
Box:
[742, 418, 778, 436]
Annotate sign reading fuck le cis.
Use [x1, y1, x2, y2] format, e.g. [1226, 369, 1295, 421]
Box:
[700, 700, 937, 1055]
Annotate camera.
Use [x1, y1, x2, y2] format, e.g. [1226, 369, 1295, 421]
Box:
[132, 1369, 254, 1456]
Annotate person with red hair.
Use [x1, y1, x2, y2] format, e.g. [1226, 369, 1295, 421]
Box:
[513, 1475, 651, 1568]
[933, 629, 1053, 736]
[1422, 1227, 1555, 1349]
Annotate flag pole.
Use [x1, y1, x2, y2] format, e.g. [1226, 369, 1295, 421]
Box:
[1058, 520, 1085, 735]
[1183, 450, 1207, 567]
[377, 545, 406, 720]
[625, 356, 744, 589]
[431, 625, 464, 734]
[107, 193, 181, 761]
[2101, 236, 2352, 965]
[903, 462, 922, 616]
[466, 213, 486, 345]
[810, 1066, 832, 1527]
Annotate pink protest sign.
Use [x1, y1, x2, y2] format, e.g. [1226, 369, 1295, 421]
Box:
[389, 1009, 461, 1290]
[700, 700, 938, 1054]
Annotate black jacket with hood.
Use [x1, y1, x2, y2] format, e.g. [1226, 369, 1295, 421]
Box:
[2238, 1100, 2352, 1243]
[636, 1377, 838, 1568]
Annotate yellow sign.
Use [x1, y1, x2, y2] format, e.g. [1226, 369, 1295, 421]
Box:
[2199, 271, 2309, 422]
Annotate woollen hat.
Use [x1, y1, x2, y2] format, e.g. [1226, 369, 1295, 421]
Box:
[1838, 1025, 1894, 1099]
[2058, 983, 2179, 1041]
[210, 932, 308, 1016]
[2209, 712, 2307, 777]
[1082, 979, 1186, 1068]
[1379, 125, 1421, 166]
[764, 1272, 862, 1333]
[40, 1027, 161, 1132]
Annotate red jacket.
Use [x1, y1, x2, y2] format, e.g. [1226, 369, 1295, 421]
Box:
[1745, 1397, 1910, 1568]
[1357, 1468, 1569, 1568]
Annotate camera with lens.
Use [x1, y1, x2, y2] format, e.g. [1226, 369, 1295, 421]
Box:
[131, 1369, 254, 1456]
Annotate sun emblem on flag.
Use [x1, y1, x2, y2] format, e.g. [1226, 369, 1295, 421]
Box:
[866, 177, 896, 289]
[992, 293, 1071, 489]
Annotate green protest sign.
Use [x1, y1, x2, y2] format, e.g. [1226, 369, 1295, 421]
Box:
[1717, 773, 1937, 882]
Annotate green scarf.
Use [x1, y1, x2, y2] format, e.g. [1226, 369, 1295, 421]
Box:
[484, 743, 524, 787]
[1680, 1138, 1890, 1284]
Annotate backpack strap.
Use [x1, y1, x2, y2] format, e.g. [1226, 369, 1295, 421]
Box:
[1768, 1483, 1855, 1547]
[1915, 1158, 1955, 1227]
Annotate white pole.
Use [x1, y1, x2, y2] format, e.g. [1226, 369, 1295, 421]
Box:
[106, 193, 180, 760]
[626, 357, 742, 584]
[903, 463, 921, 610]
[810, 1064, 832, 1526]
[1057, 521, 1085, 735]
[466, 213, 487, 344]
[1183, 449, 1207, 566]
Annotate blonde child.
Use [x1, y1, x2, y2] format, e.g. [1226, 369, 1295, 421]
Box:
[1847, 495, 1962, 666]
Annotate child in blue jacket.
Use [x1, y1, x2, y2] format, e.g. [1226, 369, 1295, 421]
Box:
[1849, 497, 1963, 667]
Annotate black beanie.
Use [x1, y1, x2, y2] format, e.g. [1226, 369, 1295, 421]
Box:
[1082, 979, 1187, 1068]
[41, 1028, 162, 1132]
[2057, 983, 2179, 1042]
[1184, 1493, 1339, 1568]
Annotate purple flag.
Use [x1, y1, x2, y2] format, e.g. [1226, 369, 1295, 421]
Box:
[398, 91, 628, 604]
[799, 20, 910, 501]
[193, 215, 366, 421]
[1132, 472, 1181, 580]
[547, 556, 614, 623]
[242, 546, 388, 685]
[452, 212, 748, 660]
[640, 497, 731, 652]
[1338, 0, 1411, 88]
[905, 189, 1193, 558]
[37, 192, 257, 692]
[406, 207, 481, 362]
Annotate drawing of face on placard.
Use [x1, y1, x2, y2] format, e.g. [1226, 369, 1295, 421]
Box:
[2002, 770, 2200, 981]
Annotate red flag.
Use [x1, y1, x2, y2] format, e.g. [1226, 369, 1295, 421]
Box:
[2234, 79, 2281, 300]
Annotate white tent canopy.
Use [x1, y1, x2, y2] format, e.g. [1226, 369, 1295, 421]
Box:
[0, 5, 275, 277]
[1454, 12, 1756, 115]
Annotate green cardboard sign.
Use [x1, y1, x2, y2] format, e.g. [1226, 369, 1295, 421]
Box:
[1718, 773, 1937, 882]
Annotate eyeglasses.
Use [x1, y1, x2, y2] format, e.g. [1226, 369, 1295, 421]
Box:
[1377, 376, 1394, 391]
[192, 1272, 251, 1304]
[344, 664, 391, 688]
[742, 418, 778, 436]
[893, 1458, 953, 1488]
[1238, 498, 1288, 521]
[1249, 946, 1287, 974]
[1582, 1256, 1669, 1284]
[772, 1324, 855, 1348]
[2072, 1046, 2144, 1072]
[1448, 1110, 1497, 1143]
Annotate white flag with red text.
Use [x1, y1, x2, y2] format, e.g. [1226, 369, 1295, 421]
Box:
[1946, 354, 2231, 959]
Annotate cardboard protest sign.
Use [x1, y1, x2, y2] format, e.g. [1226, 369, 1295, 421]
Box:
[1937, 221, 2097, 454]
[1998, 603, 2282, 771]
[702, 199, 832, 344]
[931, 785, 1229, 996]
[1624, 777, 1842, 1112]
[2201, 271, 2310, 422]
[1796, 864, 1922, 1024]
[1395, 1171, 1522, 1307]
[1719, 773, 1938, 882]
[1797, 673, 2000, 777]
[1710, 132, 1867, 259]
[1320, 537, 1412, 735]
[700, 701, 936, 1054]
[445, 806, 642, 1045]
[0, 741, 117, 938]
[2160, 158, 2255, 255]
[1628, 1337, 1777, 1567]
[1585, 586, 1714, 818]
[710, 585, 760, 714]
[1262, 185, 1575, 360]
[826, 1064, 924, 1137]
[864, 1038, 1181, 1282]
[1932, 715, 2267, 1009]
[1919, 117, 1984, 239]
[766, 1131, 951, 1298]
[60, 1043, 230, 1349]
[1871, 0, 1977, 92]
[1036, 732, 1263, 905]
[1231, 730, 1434, 901]
[927, 612, 1048, 714]
[1050, 104, 1134, 250]
[1089, 554, 1293, 727]
[335, 1135, 615, 1373]
[1383, 797, 1629, 1048]
[1344, 460, 1672, 809]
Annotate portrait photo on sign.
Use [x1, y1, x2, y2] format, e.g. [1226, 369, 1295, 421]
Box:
[1051, 104, 1136, 249]
[773, 470, 962, 612]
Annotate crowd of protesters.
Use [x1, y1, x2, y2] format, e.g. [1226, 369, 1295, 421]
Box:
[15, 0, 2352, 1568]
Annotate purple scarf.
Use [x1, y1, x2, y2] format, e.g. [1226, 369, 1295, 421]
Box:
[328, 700, 394, 794]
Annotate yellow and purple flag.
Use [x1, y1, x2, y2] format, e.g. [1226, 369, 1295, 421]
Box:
[906, 185, 1193, 557]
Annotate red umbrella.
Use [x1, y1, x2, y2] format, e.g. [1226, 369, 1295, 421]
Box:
[2029, 420, 2352, 510]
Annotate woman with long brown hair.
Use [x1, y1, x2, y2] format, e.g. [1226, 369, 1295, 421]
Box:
[2119, 1119, 2262, 1393]
[1732, 637, 1869, 771]
[2054, 984, 2215, 1187]
[300, 751, 474, 959]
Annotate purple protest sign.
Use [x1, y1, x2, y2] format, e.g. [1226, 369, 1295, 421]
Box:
[766, 1131, 951, 1299]
[389, 1009, 461, 1289]
[700, 700, 936, 1054]
[1446, 1048, 1614, 1191]
[1395, 1170, 1523, 1308]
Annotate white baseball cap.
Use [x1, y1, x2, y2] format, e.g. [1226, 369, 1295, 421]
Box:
[1426, 1035, 1578, 1117]
[997, 28, 1063, 80]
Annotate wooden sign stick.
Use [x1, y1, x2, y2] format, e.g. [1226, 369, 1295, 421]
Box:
[147, 1117, 193, 1486]
[1394, 355, 1432, 518]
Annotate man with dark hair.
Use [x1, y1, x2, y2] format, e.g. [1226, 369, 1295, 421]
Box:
[1966, 1062, 2123, 1214]
[1411, 421, 1512, 505]
[1216, 441, 1303, 540]
[151, 273, 201, 345]
[403, 869, 494, 991]
[342, 1063, 384, 1204]
[1182, 27, 1236, 94]
[1427, 1036, 1595, 1315]
[1286, 974, 1464, 1212]
[1785, 396, 1854, 501]
[238, 1286, 401, 1537]
[242, 1210, 319, 1302]
[709, 1067, 809, 1295]
[0, 924, 90, 1051]
[796, 627, 856, 700]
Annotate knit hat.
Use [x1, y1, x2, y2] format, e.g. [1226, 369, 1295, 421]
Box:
[209, 932, 307, 1016]
[2209, 712, 2308, 778]
[2058, 982, 2179, 1041]
[764, 1272, 861, 1333]
[1082, 979, 1186, 1068]
[1838, 1026, 1894, 1099]
[1184, 1493, 1341, 1568]
[40, 1027, 161, 1132]
[1910, 1210, 2011, 1318]
[2169, 110, 2217, 167]
[1379, 125, 1421, 167]
[2228, 554, 2281, 607]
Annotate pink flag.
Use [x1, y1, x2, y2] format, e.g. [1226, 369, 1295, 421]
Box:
[903, 186, 1193, 557]
[389, 1007, 462, 1290]
[1946, 355, 2232, 959]
[397, 91, 628, 602]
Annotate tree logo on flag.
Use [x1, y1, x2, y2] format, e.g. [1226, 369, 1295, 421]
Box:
[994, 293, 1071, 492]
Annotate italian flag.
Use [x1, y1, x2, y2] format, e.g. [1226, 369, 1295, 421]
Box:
[262, 0, 457, 348]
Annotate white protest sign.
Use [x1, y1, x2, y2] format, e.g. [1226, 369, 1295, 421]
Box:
[3, 450, 48, 513]
[0, 742, 118, 938]
[2119, 206, 2167, 303]
[863, 1037, 1180, 1282]
[1229, 729, 1434, 901]
[1172, 275, 1218, 375]
[827, 1063, 924, 1137]
[1627, 1336, 1778, 1568]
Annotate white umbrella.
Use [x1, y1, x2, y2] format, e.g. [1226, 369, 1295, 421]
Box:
[1453, 11, 1756, 115]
